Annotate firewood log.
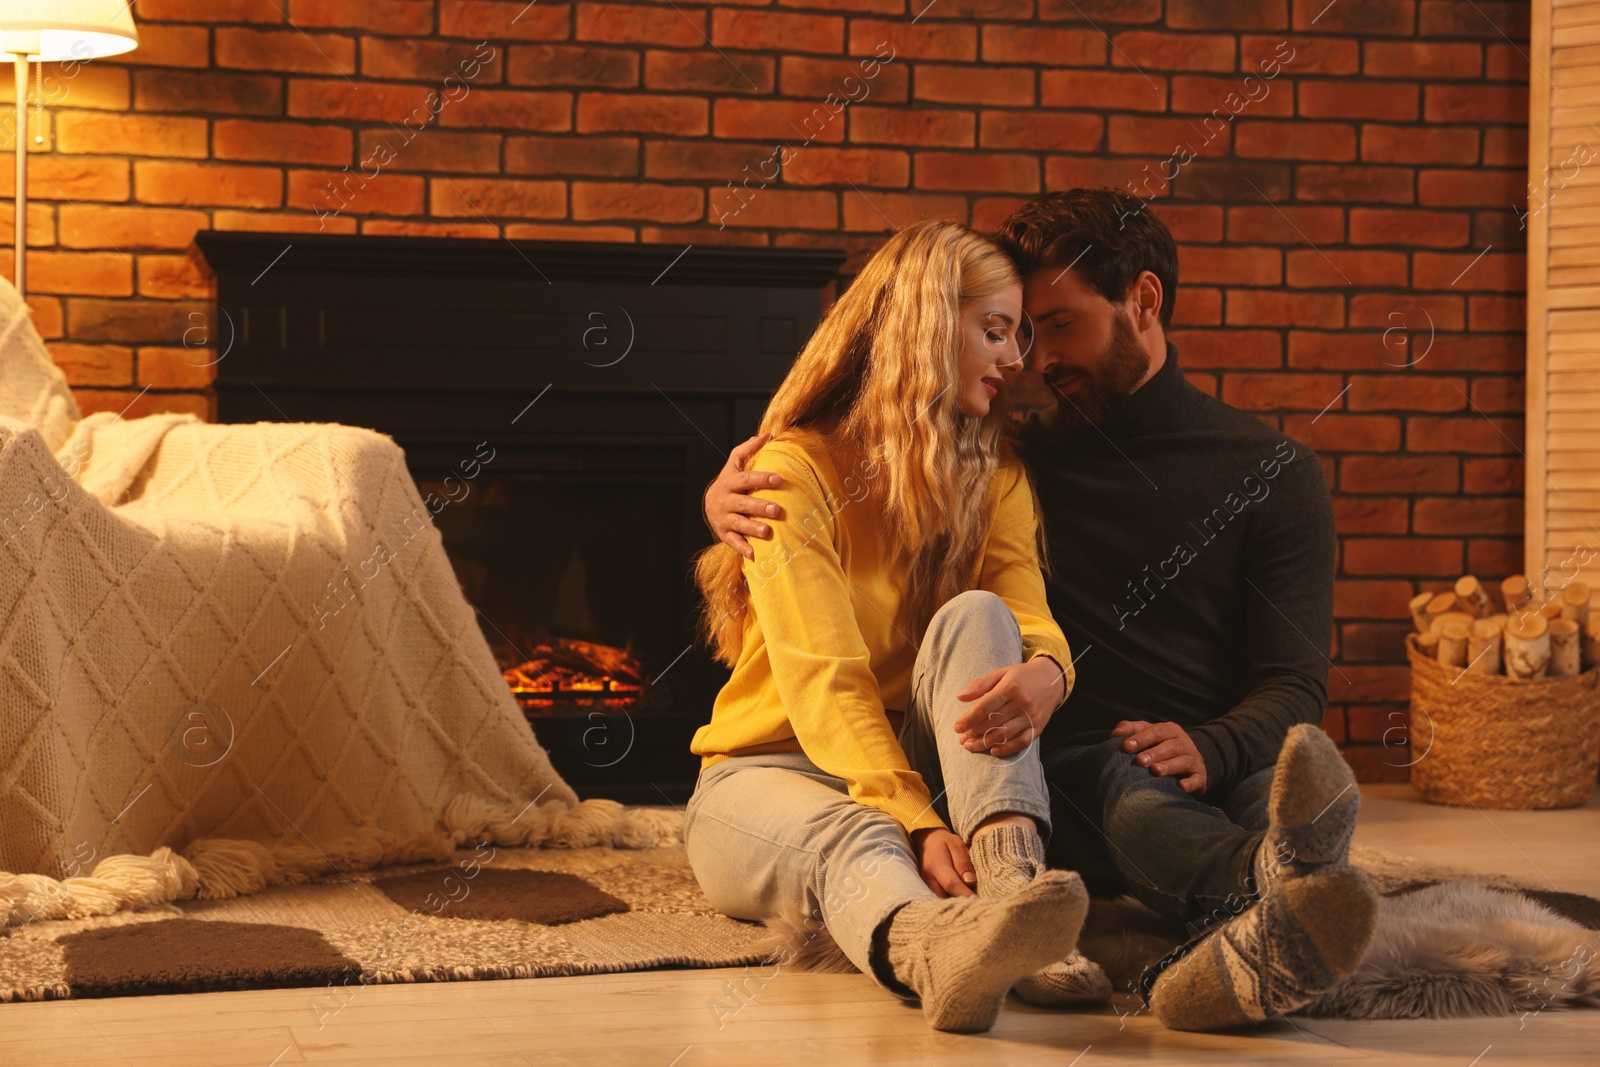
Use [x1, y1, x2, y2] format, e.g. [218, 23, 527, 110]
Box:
[1560, 582, 1591, 629]
[1584, 621, 1600, 671]
[1549, 619, 1582, 677]
[1416, 631, 1441, 659]
[1438, 622, 1470, 668]
[1501, 574, 1532, 612]
[1487, 612, 1509, 632]
[1409, 591, 1435, 634]
[1467, 618, 1503, 675]
[1504, 613, 1551, 680]
[1520, 597, 1558, 620]
[1425, 592, 1459, 630]
[1454, 575, 1494, 618]
[1428, 610, 1475, 636]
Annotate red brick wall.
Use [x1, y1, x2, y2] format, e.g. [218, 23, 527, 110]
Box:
[7, 1, 1530, 777]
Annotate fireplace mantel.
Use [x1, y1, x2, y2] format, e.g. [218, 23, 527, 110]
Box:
[193, 230, 847, 286]
[192, 231, 847, 398]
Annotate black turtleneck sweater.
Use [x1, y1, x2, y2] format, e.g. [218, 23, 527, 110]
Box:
[1017, 342, 1336, 797]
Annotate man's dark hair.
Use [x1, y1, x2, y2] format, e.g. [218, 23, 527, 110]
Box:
[993, 188, 1179, 329]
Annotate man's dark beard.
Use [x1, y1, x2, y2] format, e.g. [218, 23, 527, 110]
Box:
[1045, 311, 1150, 427]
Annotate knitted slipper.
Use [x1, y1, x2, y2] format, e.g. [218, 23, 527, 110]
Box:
[1147, 863, 1379, 1031]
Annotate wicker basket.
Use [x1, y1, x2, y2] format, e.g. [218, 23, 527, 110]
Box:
[1405, 634, 1600, 809]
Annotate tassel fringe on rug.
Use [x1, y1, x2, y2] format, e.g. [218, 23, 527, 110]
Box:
[0, 796, 681, 931]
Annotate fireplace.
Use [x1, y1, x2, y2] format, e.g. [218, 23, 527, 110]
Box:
[193, 231, 845, 803]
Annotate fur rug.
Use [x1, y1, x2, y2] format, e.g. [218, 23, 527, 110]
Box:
[1302, 880, 1600, 1019]
[747, 846, 1600, 1020]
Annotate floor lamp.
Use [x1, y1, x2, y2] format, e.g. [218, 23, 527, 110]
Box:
[0, 2, 137, 300]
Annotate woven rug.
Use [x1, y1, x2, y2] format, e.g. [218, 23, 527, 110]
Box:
[4, 835, 1598, 1013]
[0, 840, 770, 1002]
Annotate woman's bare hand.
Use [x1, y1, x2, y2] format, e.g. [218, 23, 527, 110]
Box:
[704, 432, 784, 559]
[910, 826, 977, 897]
[952, 655, 1069, 758]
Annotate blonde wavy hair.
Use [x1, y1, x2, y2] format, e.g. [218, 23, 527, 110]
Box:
[694, 219, 1036, 667]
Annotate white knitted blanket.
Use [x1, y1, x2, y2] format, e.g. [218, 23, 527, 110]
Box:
[0, 283, 680, 928]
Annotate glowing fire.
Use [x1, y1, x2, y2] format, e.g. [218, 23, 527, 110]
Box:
[503, 637, 648, 711]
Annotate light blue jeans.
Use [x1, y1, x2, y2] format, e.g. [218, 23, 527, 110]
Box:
[683, 590, 1056, 993]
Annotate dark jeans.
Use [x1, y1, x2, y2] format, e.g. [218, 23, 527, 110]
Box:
[1041, 736, 1273, 934]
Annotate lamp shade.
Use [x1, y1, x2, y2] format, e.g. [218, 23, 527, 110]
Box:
[0, 1, 138, 62]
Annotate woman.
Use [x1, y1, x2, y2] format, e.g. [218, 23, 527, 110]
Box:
[684, 221, 1104, 1033]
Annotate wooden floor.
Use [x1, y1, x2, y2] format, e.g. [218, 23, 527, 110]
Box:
[4, 785, 1598, 1066]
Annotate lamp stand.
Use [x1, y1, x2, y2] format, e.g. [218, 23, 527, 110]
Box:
[10, 51, 29, 299]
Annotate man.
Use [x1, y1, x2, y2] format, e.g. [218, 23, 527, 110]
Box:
[702, 188, 1377, 1031]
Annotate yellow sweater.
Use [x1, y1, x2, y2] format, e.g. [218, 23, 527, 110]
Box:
[690, 433, 1074, 836]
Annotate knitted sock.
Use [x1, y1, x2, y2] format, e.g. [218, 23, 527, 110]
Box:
[968, 822, 1112, 1008]
[1012, 952, 1114, 1008]
[968, 822, 1046, 897]
[1148, 864, 1378, 1032]
[880, 868, 1090, 1032]
[1251, 724, 1361, 893]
